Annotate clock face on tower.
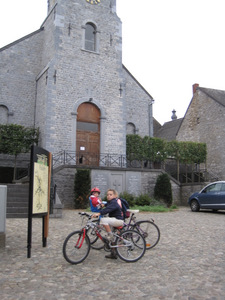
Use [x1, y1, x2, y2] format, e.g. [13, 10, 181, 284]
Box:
[86, 0, 101, 4]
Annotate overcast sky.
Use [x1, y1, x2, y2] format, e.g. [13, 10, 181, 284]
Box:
[1, 0, 225, 124]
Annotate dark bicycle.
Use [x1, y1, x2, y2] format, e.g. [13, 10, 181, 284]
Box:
[88, 209, 160, 250]
[63, 212, 146, 264]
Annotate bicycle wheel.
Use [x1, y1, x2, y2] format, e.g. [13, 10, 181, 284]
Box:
[86, 226, 104, 250]
[115, 229, 146, 263]
[134, 220, 160, 250]
[63, 230, 90, 264]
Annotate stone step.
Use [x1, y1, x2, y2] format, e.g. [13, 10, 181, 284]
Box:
[7, 197, 28, 203]
[6, 213, 28, 218]
[6, 184, 29, 218]
[6, 184, 62, 218]
[7, 202, 28, 208]
[7, 207, 28, 214]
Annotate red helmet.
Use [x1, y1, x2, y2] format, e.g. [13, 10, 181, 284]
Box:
[91, 187, 101, 194]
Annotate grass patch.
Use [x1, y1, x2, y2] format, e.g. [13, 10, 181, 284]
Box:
[131, 205, 178, 212]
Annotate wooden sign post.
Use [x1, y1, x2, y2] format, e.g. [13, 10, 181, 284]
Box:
[27, 145, 51, 258]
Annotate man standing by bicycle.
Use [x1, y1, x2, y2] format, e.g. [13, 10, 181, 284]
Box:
[92, 189, 124, 259]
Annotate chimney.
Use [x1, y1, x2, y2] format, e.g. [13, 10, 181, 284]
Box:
[171, 109, 177, 120]
[192, 83, 199, 95]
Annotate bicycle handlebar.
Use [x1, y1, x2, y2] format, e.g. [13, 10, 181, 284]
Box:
[78, 212, 99, 219]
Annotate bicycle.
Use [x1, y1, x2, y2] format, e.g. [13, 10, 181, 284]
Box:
[88, 209, 160, 250]
[62, 212, 146, 264]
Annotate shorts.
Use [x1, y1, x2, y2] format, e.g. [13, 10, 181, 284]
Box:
[100, 217, 124, 227]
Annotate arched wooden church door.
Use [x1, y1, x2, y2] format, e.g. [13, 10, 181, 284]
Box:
[76, 102, 100, 166]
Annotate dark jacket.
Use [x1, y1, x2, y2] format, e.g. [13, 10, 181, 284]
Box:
[100, 198, 123, 220]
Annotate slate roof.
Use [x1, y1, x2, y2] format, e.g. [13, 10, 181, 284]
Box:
[153, 118, 162, 136]
[198, 87, 225, 107]
[154, 118, 183, 141]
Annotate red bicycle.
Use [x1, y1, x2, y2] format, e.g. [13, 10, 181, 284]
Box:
[62, 212, 146, 264]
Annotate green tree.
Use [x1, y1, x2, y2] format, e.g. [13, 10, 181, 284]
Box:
[166, 140, 181, 180]
[126, 134, 144, 161]
[143, 136, 167, 163]
[74, 169, 91, 209]
[0, 124, 39, 181]
[154, 173, 173, 207]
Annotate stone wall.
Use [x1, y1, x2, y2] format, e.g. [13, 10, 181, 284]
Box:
[53, 166, 76, 208]
[0, 154, 30, 168]
[123, 67, 153, 137]
[53, 165, 202, 208]
[0, 185, 7, 248]
[0, 29, 45, 127]
[180, 183, 205, 206]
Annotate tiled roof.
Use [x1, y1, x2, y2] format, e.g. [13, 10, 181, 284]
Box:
[153, 118, 162, 136]
[154, 118, 183, 141]
[198, 87, 225, 107]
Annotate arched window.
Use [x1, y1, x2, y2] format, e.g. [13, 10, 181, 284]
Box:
[85, 23, 96, 52]
[126, 122, 136, 134]
[0, 105, 8, 124]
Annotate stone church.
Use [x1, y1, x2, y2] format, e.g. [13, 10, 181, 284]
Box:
[0, 0, 154, 168]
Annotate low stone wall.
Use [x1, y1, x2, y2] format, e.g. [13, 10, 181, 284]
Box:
[180, 183, 206, 206]
[53, 166, 76, 208]
[53, 166, 197, 208]
[0, 153, 30, 168]
[0, 185, 7, 248]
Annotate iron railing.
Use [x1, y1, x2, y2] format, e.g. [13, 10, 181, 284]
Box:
[52, 151, 220, 184]
[53, 151, 129, 168]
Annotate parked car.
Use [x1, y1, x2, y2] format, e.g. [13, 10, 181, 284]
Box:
[188, 181, 225, 212]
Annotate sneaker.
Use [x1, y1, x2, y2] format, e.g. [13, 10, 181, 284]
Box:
[105, 253, 117, 259]
[107, 233, 114, 242]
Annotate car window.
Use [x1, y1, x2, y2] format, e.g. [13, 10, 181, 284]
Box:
[204, 184, 218, 193]
[220, 183, 225, 191]
[215, 183, 223, 191]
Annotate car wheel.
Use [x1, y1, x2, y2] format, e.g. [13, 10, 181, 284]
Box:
[190, 199, 200, 212]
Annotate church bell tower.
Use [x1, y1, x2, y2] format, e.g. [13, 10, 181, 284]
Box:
[37, 0, 125, 160]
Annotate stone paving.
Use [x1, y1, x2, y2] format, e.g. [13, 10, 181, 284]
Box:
[0, 207, 225, 300]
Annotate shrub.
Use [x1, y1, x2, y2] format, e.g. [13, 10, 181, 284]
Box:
[74, 169, 91, 209]
[135, 194, 151, 206]
[0, 124, 39, 181]
[119, 191, 136, 207]
[154, 173, 173, 207]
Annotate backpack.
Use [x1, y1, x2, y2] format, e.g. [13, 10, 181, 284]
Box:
[117, 198, 130, 220]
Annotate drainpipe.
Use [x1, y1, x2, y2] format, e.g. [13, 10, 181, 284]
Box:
[149, 99, 155, 137]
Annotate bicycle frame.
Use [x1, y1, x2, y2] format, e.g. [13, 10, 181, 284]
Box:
[124, 210, 155, 230]
[81, 213, 134, 248]
[75, 228, 86, 249]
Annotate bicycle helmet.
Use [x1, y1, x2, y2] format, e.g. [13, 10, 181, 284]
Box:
[91, 187, 101, 194]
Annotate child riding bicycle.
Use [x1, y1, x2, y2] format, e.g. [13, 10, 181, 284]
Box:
[89, 187, 105, 213]
[92, 188, 124, 259]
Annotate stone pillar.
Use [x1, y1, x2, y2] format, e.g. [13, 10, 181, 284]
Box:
[0, 185, 7, 248]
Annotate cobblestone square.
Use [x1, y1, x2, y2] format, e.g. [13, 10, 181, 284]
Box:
[0, 208, 225, 299]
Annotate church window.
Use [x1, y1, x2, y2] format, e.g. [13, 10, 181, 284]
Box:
[0, 105, 8, 124]
[85, 23, 96, 52]
[126, 122, 136, 134]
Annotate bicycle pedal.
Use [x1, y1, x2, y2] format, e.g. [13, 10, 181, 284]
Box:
[104, 242, 111, 251]
[102, 237, 109, 244]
